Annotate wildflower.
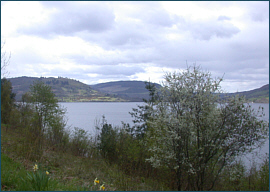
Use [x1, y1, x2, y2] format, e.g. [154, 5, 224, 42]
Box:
[100, 184, 105, 191]
[46, 171, 49, 175]
[33, 164, 38, 172]
[94, 178, 99, 185]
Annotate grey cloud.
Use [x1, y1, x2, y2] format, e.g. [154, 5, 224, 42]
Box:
[248, 1, 269, 22]
[67, 46, 157, 67]
[105, 22, 151, 47]
[74, 3, 180, 48]
[36, 60, 146, 79]
[19, 2, 115, 37]
[184, 18, 240, 40]
[139, 7, 180, 27]
[218, 16, 231, 21]
[90, 65, 145, 76]
[5, 1, 268, 92]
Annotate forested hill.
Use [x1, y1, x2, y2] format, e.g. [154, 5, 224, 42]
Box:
[91, 81, 162, 101]
[6, 76, 269, 103]
[228, 84, 269, 103]
[7, 76, 127, 102]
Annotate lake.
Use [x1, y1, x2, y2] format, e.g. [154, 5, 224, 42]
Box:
[60, 102, 142, 134]
[60, 102, 269, 166]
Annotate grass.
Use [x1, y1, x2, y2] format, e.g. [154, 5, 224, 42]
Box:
[1, 153, 28, 191]
[1, 121, 268, 191]
[1, 125, 169, 191]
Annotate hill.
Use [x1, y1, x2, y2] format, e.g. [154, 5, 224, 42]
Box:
[91, 80, 162, 101]
[228, 84, 269, 103]
[8, 76, 127, 102]
[6, 76, 268, 103]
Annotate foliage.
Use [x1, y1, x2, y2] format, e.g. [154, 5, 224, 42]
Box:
[92, 80, 162, 101]
[70, 127, 91, 156]
[129, 81, 158, 138]
[228, 84, 269, 103]
[95, 116, 171, 189]
[213, 153, 269, 191]
[144, 65, 269, 190]
[97, 116, 118, 162]
[1, 78, 16, 126]
[1, 68, 269, 191]
[21, 163, 51, 191]
[2, 125, 167, 191]
[9, 80, 69, 160]
[45, 111, 70, 151]
[29, 80, 60, 130]
[8, 76, 126, 102]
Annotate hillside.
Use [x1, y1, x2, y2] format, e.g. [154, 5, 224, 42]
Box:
[91, 80, 162, 101]
[228, 84, 269, 103]
[6, 76, 268, 103]
[8, 76, 127, 102]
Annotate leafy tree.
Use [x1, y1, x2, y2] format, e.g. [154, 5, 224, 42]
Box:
[28, 80, 66, 154]
[144, 65, 268, 190]
[1, 78, 16, 127]
[18, 92, 34, 128]
[30, 81, 59, 130]
[129, 81, 159, 138]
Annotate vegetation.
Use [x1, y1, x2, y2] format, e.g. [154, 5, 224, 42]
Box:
[92, 80, 162, 101]
[8, 76, 127, 102]
[1, 66, 269, 191]
[225, 84, 269, 103]
[142, 66, 268, 190]
[1, 78, 16, 128]
[1, 41, 11, 78]
[7, 76, 270, 103]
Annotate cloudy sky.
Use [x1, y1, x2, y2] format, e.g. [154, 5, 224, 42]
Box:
[1, 1, 269, 92]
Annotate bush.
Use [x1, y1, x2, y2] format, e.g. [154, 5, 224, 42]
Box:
[70, 127, 92, 157]
[214, 154, 269, 191]
[45, 111, 70, 152]
[98, 122, 118, 162]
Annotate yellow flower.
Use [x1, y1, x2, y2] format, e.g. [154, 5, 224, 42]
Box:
[100, 184, 105, 191]
[46, 171, 49, 175]
[33, 164, 38, 172]
[94, 178, 99, 185]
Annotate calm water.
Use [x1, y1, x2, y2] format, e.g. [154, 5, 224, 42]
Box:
[60, 102, 269, 165]
[60, 102, 143, 134]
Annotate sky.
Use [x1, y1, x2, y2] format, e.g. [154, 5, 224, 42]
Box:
[1, 1, 269, 93]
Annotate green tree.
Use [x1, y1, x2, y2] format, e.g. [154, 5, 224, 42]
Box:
[18, 92, 34, 128]
[1, 78, 16, 128]
[145, 65, 268, 191]
[129, 81, 159, 138]
[97, 116, 117, 162]
[28, 80, 66, 155]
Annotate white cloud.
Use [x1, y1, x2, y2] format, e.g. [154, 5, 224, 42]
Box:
[1, 1, 269, 92]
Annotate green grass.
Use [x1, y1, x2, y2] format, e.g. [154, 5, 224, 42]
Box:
[2, 120, 268, 191]
[1, 153, 28, 191]
[1, 126, 169, 191]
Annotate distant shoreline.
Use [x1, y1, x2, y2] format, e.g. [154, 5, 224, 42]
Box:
[15, 100, 269, 103]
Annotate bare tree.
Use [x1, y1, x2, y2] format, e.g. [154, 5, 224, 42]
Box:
[1, 41, 11, 78]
